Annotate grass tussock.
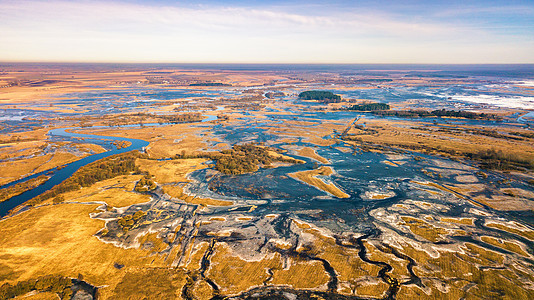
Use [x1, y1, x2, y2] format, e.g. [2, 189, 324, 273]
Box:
[297, 147, 330, 164]
[480, 236, 529, 257]
[289, 166, 349, 198]
[0, 175, 48, 203]
[0, 275, 73, 300]
[401, 216, 448, 243]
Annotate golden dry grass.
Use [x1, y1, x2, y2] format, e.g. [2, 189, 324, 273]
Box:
[163, 185, 232, 206]
[345, 117, 534, 170]
[400, 216, 448, 242]
[207, 243, 282, 295]
[0, 152, 83, 185]
[473, 194, 534, 211]
[0, 141, 46, 161]
[353, 280, 389, 298]
[0, 138, 107, 185]
[411, 181, 473, 203]
[289, 166, 349, 198]
[46, 175, 150, 208]
[0, 203, 169, 298]
[364, 242, 410, 279]
[136, 158, 233, 206]
[480, 236, 529, 257]
[382, 160, 399, 167]
[191, 280, 215, 299]
[184, 242, 210, 272]
[0, 128, 50, 144]
[297, 147, 330, 164]
[136, 158, 207, 184]
[302, 228, 388, 297]
[16, 291, 60, 299]
[74, 123, 208, 159]
[440, 217, 474, 226]
[396, 242, 534, 300]
[485, 222, 534, 241]
[266, 149, 306, 164]
[264, 120, 345, 147]
[0, 176, 48, 203]
[270, 259, 330, 289]
[107, 267, 186, 300]
[136, 232, 169, 253]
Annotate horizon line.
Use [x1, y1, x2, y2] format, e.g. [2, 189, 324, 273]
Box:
[2, 61, 534, 66]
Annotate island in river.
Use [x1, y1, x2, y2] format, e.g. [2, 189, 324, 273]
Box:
[0, 63, 533, 299]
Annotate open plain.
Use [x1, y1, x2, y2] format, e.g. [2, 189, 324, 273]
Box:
[0, 63, 533, 299]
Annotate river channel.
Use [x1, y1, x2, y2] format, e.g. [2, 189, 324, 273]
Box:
[0, 114, 218, 217]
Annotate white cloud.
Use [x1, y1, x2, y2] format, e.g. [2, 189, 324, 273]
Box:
[0, 0, 532, 63]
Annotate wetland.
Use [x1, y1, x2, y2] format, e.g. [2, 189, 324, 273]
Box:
[0, 63, 533, 299]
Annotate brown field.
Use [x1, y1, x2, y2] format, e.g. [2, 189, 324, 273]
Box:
[0, 204, 165, 297]
[480, 236, 529, 257]
[136, 158, 233, 206]
[1, 66, 534, 299]
[45, 175, 150, 208]
[0, 152, 85, 186]
[297, 147, 330, 164]
[289, 166, 349, 198]
[207, 243, 282, 295]
[344, 117, 534, 165]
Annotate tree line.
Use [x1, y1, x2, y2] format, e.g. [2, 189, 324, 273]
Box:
[175, 143, 303, 175]
[28, 151, 144, 206]
[346, 103, 390, 111]
[0, 175, 48, 203]
[369, 108, 501, 120]
[0, 275, 73, 299]
[298, 91, 342, 103]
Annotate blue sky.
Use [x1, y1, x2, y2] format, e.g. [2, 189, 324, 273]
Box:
[0, 0, 533, 63]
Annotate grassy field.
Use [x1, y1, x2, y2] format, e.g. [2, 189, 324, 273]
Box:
[0, 175, 48, 203]
[45, 175, 150, 208]
[0, 203, 164, 298]
[0, 152, 85, 186]
[343, 117, 534, 172]
[289, 166, 349, 198]
[136, 158, 233, 206]
[297, 147, 330, 164]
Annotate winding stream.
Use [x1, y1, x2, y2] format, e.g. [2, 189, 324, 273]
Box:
[0, 115, 218, 218]
[0, 128, 149, 217]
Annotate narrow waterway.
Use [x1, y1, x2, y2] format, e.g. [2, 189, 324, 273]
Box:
[0, 128, 149, 217]
[0, 114, 219, 218]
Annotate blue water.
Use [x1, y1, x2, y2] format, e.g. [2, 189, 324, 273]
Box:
[0, 129, 149, 217]
[0, 112, 221, 217]
[2, 62, 534, 219]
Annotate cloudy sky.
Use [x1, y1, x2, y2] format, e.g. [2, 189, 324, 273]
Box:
[1, 0, 533, 63]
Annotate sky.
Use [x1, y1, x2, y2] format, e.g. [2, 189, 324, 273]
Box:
[0, 0, 533, 63]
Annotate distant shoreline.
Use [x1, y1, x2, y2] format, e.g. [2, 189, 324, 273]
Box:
[2, 62, 534, 79]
